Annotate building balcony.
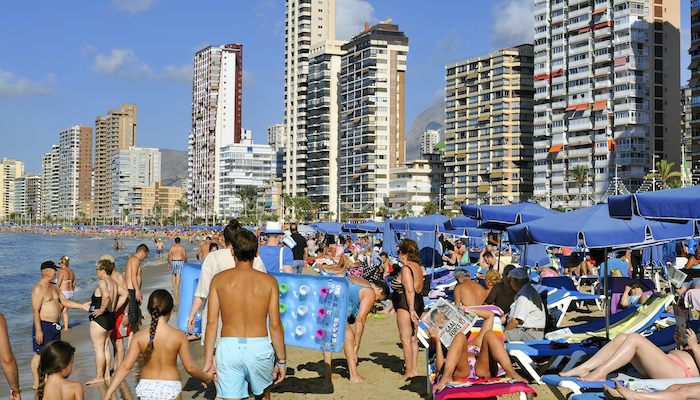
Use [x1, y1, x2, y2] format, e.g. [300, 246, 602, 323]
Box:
[616, 115, 650, 124]
[568, 84, 593, 94]
[614, 102, 649, 112]
[568, 20, 591, 31]
[568, 32, 591, 45]
[552, 74, 566, 85]
[552, 124, 567, 134]
[534, 90, 550, 100]
[595, 27, 612, 37]
[552, 88, 567, 97]
[595, 80, 612, 89]
[534, 103, 549, 113]
[569, 45, 593, 56]
[569, 58, 591, 68]
[594, 66, 612, 76]
[614, 89, 649, 99]
[569, 120, 593, 131]
[534, 151, 549, 160]
[534, 114, 551, 124]
[595, 92, 612, 101]
[552, 100, 567, 109]
[534, 164, 549, 172]
[534, 30, 549, 40]
[594, 118, 611, 129]
[569, 6, 592, 18]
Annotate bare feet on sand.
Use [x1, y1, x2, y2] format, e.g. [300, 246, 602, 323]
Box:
[402, 371, 418, 379]
[349, 375, 366, 383]
[86, 377, 109, 385]
[505, 370, 528, 383]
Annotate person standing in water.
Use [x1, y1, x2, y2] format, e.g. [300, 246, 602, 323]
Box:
[55, 256, 75, 330]
[167, 237, 187, 293]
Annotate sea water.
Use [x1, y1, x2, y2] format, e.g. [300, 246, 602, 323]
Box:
[0, 232, 168, 374]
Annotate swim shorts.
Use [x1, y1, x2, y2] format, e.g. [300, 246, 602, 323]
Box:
[33, 320, 61, 353]
[171, 260, 184, 275]
[111, 308, 131, 339]
[157, 249, 164, 255]
[128, 289, 139, 324]
[216, 337, 274, 399]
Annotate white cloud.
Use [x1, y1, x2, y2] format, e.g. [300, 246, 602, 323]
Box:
[432, 88, 445, 102]
[111, 0, 157, 14]
[90, 47, 192, 84]
[81, 45, 97, 57]
[0, 68, 56, 97]
[429, 29, 462, 65]
[336, 0, 375, 40]
[192, 41, 211, 54]
[490, 0, 534, 49]
[243, 70, 258, 87]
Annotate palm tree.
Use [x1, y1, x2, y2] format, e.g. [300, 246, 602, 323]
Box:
[152, 204, 163, 226]
[644, 159, 682, 190]
[397, 208, 410, 219]
[566, 165, 591, 209]
[325, 211, 335, 221]
[422, 201, 439, 216]
[340, 211, 352, 222]
[281, 193, 294, 222]
[376, 206, 390, 219]
[122, 207, 131, 226]
[237, 185, 259, 218]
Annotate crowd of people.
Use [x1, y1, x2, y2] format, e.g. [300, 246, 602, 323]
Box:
[5, 222, 700, 400]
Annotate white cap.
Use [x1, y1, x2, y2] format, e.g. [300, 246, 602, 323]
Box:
[508, 268, 528, 280]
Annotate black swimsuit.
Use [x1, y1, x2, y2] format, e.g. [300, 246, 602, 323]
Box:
[391, 267, 425, 316]
[90, 293, 115, 331]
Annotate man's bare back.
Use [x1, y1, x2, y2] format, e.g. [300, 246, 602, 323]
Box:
[197, 241, 211, 262]
[211, 268, 277, 338]
[168, 243, 187, 262]
[454, 279, 487, 308]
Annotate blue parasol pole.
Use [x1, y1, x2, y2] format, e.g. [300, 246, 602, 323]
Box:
[604, 248, 610, 340]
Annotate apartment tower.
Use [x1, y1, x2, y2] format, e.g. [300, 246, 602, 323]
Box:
[283, 0, 336, 198]
[444, 45, 535, 206]
[533, 0, 680, 208]
[189, 44, 243, 218]
[13, 174, 41, 220]
[94, 104, 137, 217]
[0, 158, 24, 218]
[420, 129, 440, 156]
[690, 1, 700, 182]
[339, 23, 408, 217]
[306, 40, 346, 219]
[58, 125, 93, 220]
[112, 147, 161, 217]
[41, 145, 59, 219]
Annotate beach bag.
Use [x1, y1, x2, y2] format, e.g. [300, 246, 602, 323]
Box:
[610, 268, 623, 277]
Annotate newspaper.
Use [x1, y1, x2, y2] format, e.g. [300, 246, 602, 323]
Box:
[674, 304, 690, 345]
[667, 262, 687, 290]
[422, 298, 478, 347]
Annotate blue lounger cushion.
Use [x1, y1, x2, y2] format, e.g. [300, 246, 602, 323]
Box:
[505, 342, 597, 358]
[542, 374, 616, 389]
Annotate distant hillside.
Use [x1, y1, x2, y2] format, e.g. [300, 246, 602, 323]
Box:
[160, 149, 187, 187]
[405, 98, 446, 161]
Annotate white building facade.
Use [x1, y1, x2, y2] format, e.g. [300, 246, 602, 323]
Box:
[41, 146, 59, 219]
[420, 129, 440, 156]
[112, 147, 161, 217]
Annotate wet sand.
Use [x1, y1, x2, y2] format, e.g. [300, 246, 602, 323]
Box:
[9, 248, 594, 400]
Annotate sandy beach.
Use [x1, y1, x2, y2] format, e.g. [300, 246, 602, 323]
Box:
[6, 242, 587, 400]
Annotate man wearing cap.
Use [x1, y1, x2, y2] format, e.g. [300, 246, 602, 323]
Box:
[289, 223, 308, 274]
[258, 221, 294, 274]
[31, 261, 89, 389]
[504, 268, 546, 342]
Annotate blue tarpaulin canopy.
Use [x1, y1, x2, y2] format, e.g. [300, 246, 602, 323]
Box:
[357, 221, 383, 233]
[382, 217, 397, 257]
[507, 203, 696, 249]
[310, 222, 344, 235]
[608, 186, 700, 220]
[445, 216, 480, 230]
[462, 201, 561, 230]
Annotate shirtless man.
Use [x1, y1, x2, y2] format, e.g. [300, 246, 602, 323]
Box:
[99, 254, 130, 370]
[125, 244, 149, 339]
[453, 269, 487, 307]
[196, 237, 212, 263]
[55, 255, 75, 329]
[203, 229, 286, 400]
[31, 261, 88, 389]
[479, 245, 494, 267]
[685, 252, 700, 269]
[481, 251, 506, 276]
[167, 237, 188, 293]
[454, 239, 467, 263]
[155, 239, 165, 259]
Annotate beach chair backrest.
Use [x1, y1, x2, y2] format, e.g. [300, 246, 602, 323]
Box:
[603, 258, 630, 277]
[609, 277, 657, 314]
[541, 276, 578, 292]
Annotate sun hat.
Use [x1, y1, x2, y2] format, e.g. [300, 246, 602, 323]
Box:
[96, 254, 116, 266]
[507, 268, 528, 280]
[262, 221, 284, 235]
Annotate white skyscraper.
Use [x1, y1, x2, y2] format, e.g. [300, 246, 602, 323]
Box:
[420, 129, 440, 156]
[189, 44, 243, 218]
[283, 0, 336, 198]
[41, 145, 59, 219]
[58, 125, 93, 220]
[112, 147, 161, 216]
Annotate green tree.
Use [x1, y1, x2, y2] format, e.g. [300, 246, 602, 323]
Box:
[340, 211, 352, 222]
[644, 159, 682, 190]
[152, 203, 163, 226]
[237, 185, 259, 218]
[397, 208, 410, 219]
[422, 201, 439, 216]
[122, 207, 131, 226]
[566, 165, 591, 209]
[376, 207, 390, 219]
[325, 211, 335, 221]
[281, 193, 294, 222]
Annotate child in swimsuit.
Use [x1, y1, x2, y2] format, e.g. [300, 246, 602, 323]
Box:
[104, 290, 212, 400]
[36, 341, 83, 400]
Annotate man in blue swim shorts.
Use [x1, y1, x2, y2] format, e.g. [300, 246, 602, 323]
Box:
[167, 237, 187, 293]
[204, 229, 286, 399]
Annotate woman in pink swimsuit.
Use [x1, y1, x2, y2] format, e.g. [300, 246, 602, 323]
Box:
[561, 328, 700, 381]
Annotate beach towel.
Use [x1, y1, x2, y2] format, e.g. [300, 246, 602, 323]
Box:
[430, 374, 536, 399]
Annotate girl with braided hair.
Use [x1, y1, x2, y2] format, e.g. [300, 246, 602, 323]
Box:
[103, 290, 212, 400]
[37, 341, 83, 400]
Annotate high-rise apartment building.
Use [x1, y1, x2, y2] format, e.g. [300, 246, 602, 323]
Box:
[339, 23, 408, 218]
[283, 0, 336, 198]
[13, 174, 41, 220]
[189, 44, 243, 218]
[389, 155, 445, 215]
[681, 85, 694, 182]
[267, 123, 285, 149]
[0, 158, 24, 218]
[58, 125, 93, 220]
[94, 104, 137, 217]
[444, 45, 535, 206]
[533, 0, 680, 208]
[112, 147, 161, 216]
[217, 138, 275, 218]
[41, 145, 59, 219]
[689, 1, 700, 182]
[421, 129, 440, 156]
[307, 40, 346, 219]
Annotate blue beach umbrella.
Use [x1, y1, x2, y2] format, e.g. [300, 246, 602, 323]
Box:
[382, 217, 397, 257]
[357, 221, 383, 233]
[311, 222, 345, 235]
[609, 186, 700, 220]
[462, 201, 561, 230]
[445, 215, 480, 230]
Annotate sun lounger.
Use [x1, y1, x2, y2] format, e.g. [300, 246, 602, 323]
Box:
[544, 293, 673, 342]
[505, 342, 598, 385]
[431, 376, 536, 400]
[543, 373, 700, 396]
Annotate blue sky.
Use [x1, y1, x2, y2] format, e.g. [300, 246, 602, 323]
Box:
[0, 0, 691, 174]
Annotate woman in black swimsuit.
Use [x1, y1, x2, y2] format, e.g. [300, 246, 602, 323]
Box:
[87, 259, 128, 385]
[393, 238, 425, 379]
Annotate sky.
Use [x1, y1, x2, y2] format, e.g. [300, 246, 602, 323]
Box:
[0, 0, 692, 174]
